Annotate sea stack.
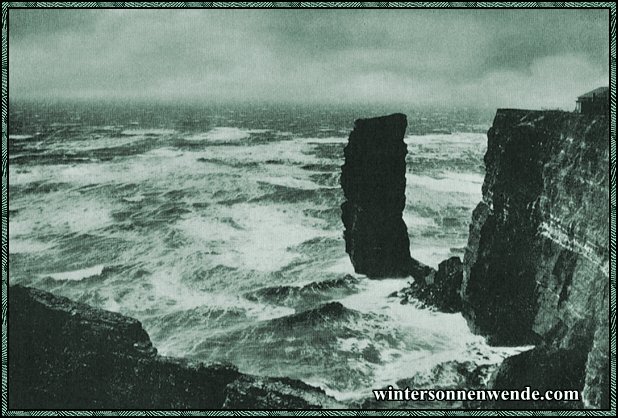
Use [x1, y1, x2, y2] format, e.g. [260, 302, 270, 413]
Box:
[340, 113, 412, 278]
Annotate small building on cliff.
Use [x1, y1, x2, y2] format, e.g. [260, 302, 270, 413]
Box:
[575, 86, 609, 115]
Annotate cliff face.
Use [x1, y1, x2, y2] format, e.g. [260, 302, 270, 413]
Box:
[462, 110, 610, 408]
[341, 113, 412, 278]
[8, 285, 341, 409]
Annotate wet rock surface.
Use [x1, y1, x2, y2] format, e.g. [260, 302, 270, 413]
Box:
[397, 256, 463, 313]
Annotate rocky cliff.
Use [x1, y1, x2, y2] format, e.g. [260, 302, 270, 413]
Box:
[461, 109, 611, 409]
[340, 113, 413, 278]
[8, 285, 341, 409]
[389, 109, 610, 409]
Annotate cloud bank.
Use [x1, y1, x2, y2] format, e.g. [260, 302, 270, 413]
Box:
[9, 8, 609, 109]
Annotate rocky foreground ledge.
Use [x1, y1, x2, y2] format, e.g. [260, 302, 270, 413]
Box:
[8, 285, 342, 410]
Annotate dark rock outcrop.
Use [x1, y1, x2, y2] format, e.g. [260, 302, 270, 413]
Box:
[223, 376, 334, 409]
[397, 256, 463, 313]
[461, 110, 610, 408]
[340, 113, 413, 278]
[409, 256, 436, 282]
[396, 360, 495, 391]
[357, 360, 496, 410]
[485, 346, 587, 409]
[8, 285, 341, 410]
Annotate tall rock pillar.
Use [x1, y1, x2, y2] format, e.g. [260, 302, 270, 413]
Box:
[340, 113, 412, 278]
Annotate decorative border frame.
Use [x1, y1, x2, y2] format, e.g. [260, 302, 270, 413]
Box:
[0, 2, 615, 416]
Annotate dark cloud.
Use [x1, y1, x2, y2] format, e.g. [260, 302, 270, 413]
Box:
[8, 8, 609, 109]
[479, 10, 608, 72]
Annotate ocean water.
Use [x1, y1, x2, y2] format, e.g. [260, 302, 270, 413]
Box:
[8, 101, 524, 402]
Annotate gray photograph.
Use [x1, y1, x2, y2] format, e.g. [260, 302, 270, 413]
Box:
[4, 5, 612, 412]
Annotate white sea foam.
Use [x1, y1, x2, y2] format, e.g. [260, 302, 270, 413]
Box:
[95, 125, 120, 131]
[440, 171, 484, 184]
[403, 212, 438, 228]
[407, 172, 483, 195]
[176, 204, 323, 272]
[410, 246, 455, 269]
[48, 135, 144, 152]
[177, 216, 240, 242]
[129, 264, 292, 322]
[143, 267, 295, 358]
[324, 256, 357, 275]
[9, 218, 36, 236]
[122, 195, 145, 203]
[146, 147, 184, 157]
[185, 127, 269, 142]
[337, 278, 532, 399]
[11, 194, 114, 239]
[300, 136, 348, 144]
[188, 138, 322, 168]
[10, 148, 228, 187]
[58, 199, 114, 233]
[405, 132, 486, 146]
[120, 128, 175, 136]
[256, 175, 322, 190]
[44, 264, 106, 281]
[9, 239, 54, 254]
[9, 134, 35, 140]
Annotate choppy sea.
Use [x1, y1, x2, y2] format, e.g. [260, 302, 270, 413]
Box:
[8, 101, 526, 402]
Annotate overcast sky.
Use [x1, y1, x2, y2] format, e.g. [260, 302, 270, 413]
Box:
[9, 8, 609, 109]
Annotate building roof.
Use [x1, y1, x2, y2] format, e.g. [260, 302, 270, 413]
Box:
[577, 86, 609, 100]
